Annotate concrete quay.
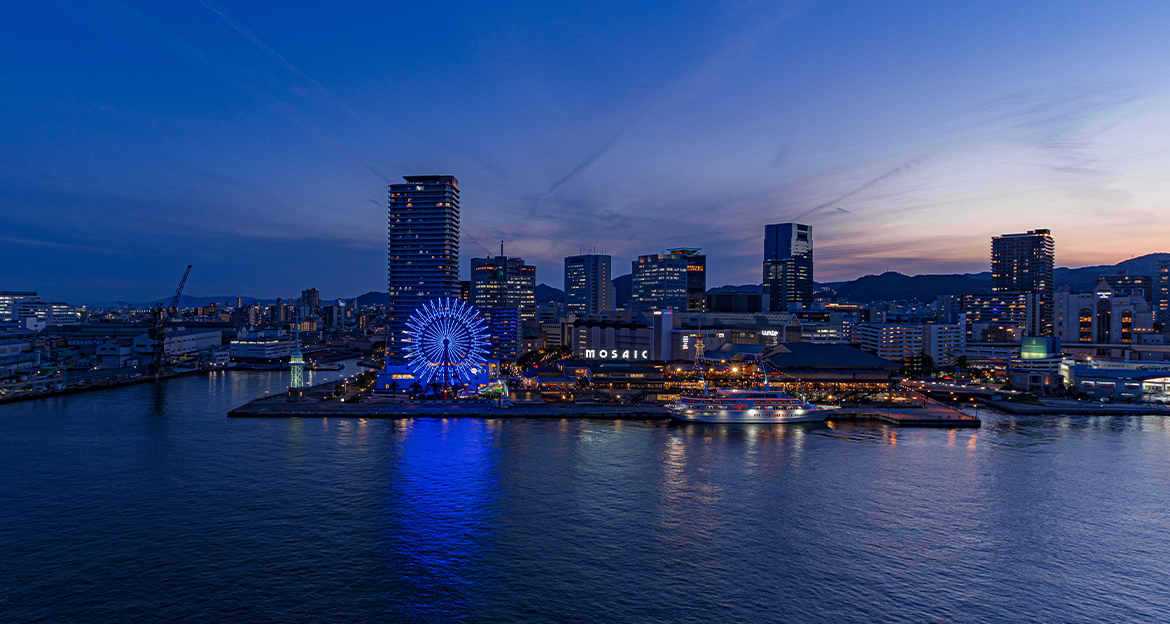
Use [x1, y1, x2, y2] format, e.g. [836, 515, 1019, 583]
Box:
[986, 398, 1170, 416]
[229, 395, 670, 419]
[229, 392, 980, 427]
[830, 404, 981, 428]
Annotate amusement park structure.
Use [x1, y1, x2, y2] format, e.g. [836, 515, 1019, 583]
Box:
[404, 297, 489, 397]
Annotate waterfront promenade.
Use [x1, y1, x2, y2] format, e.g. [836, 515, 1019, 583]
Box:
[228, 383, 981, 426]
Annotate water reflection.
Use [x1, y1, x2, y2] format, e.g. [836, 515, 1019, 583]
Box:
[382, 418, 500, 620]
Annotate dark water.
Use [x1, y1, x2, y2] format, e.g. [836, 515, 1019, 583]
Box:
[4, 366, 1170, 623]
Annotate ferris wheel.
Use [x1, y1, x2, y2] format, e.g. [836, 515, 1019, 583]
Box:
[404, 297, 489, 393]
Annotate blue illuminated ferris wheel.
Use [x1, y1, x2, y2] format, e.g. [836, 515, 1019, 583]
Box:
[404, 297, 489, 392]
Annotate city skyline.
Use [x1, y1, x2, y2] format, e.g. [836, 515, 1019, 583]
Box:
[4, 2, 1170, 302]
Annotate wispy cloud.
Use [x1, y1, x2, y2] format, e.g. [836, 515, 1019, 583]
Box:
[199, 0, 362, 122]
[0, 236, 117, 254]
[545, 1, 807, 194]
[113, 1, 393, 182]
[791, 154, 933, 221]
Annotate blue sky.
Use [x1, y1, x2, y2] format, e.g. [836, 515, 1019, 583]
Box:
[3, 0, 1169, 303]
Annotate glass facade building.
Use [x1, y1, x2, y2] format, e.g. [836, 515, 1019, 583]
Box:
[470, 255, 536, 322]
[667, 248, 706, 312]
[564, 254, 612, 317]
[763, 223, 813, 310]
[630, 252, 689, 312]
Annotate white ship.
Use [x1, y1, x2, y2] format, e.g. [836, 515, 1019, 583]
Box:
[667, 387, 837, 423]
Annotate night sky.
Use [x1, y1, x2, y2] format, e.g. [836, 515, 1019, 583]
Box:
[3, 1, 1169, 303]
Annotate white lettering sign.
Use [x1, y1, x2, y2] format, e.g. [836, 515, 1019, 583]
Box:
[581, 349, 650, 360]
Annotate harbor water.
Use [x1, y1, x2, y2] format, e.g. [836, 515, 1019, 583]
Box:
[3, 364, 1170, 622]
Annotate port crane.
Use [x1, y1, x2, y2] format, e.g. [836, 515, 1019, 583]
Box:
[148, 265, 192, 378]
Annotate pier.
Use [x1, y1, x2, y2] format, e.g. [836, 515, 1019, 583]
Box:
[830, 400, 981, 428]
[228, 382, 981, 426]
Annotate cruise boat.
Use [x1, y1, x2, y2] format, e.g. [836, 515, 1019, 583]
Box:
[667, 387, 838, 423]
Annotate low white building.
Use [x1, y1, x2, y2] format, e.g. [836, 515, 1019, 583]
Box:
[134, 328, 224, 357]
[229, 329, 293, 360]
[97, 341, 137, 369]
[846, 322, 964, 365]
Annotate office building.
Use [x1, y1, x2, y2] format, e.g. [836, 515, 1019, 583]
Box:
[764, 259, 803, 313]
[301, 288, 321, 312]
[386, 174, 460, 359]
[1156, 259, 1169, 323]
[846, 323, 924, 363]
[960, 292, 1039, 341]
[1100, 273, 1153, 304]
[570, 309, 678, 361]
[536, 303, 564, 323]
[706, 291, 764, 314]
[0, 292, 41, 322]
[845, 322, 964, 365]
[564, 254, 612, 317]
[483, 307, 521, 361]
[936, 294, 963, 324]
[321, 304, 345, 328]
[471, 254, 536, 321]
[924, 323, 965, 366]
[991, 229, 1054, 336]
[667, 248, 706, 311]
[763, 223, 813, 310]
[630, 252, 689, 312]
[15, 300, 83, 326]
[671, 312, 803, 360]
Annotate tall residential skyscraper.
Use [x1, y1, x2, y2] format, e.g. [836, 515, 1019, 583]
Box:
[763, 223, 813, 311]
[991, 229, 1054, 336]
[386, 174, 460, 360]
[564, 254, 611, 317]
[667, 248, 707, 311]
[1157, 259, 1169, 324]
[630, 252, 689, 312]
[470, 254, 536, 321]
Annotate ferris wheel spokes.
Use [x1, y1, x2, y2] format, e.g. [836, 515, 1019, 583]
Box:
[404, 297, 490, 398]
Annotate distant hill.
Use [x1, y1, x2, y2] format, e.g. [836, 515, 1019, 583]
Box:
[536, 283, 565, 303]
[833, 272, 992, 303]
[828, 252, 1170, 302]
[707, 284, 763, 294]
[1054, 253, 1170, 292]
[355, 291, 390, 307]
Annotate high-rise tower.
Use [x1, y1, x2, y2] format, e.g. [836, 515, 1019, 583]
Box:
[630, 251, 689, 312]
[763, 223, 813, 311]
[991, 229, 1054, 336]
[387, 174, 460, 360]
[564, 254, 612, 317]
[668, 248, 706, 311]
[471, 252, 536, 325]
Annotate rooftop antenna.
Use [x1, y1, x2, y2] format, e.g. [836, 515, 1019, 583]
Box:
[501, 240, 504, 258]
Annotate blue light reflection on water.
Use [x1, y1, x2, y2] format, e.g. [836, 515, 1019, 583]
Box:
[3, 367, 1170, 622]
[383, 418, 502, 620]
